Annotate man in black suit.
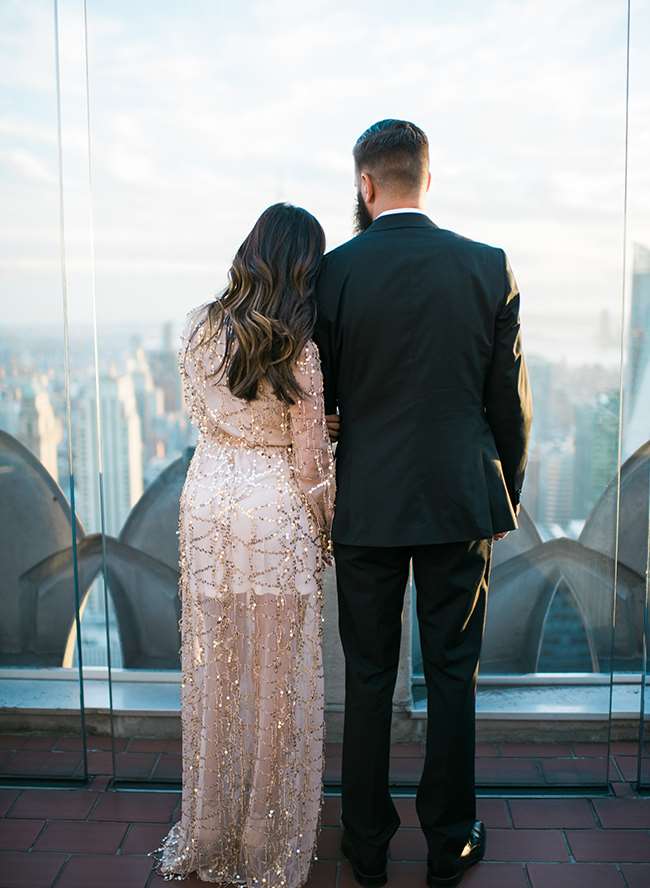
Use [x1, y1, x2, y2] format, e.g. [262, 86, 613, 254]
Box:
[314, 119, 532, 887]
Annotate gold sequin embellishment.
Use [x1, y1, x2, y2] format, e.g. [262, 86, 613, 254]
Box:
[149, 302, 336, 887]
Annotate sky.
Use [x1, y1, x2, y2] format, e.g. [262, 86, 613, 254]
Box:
[0, 0, 648, 366]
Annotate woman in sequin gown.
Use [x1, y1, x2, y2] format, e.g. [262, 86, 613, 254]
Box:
[151, 205, 336, 887]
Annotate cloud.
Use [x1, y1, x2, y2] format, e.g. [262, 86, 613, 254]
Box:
[0, 148, 56, 184]
[0, 0, 648, 340]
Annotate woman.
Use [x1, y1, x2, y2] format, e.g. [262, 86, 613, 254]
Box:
[150, 203, 336, 886]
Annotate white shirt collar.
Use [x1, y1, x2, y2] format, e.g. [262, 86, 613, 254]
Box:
[374, 207, 429, 221]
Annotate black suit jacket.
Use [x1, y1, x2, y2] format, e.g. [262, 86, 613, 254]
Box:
[313, 212, 533, 546]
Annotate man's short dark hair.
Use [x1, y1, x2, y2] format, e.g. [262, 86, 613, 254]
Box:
[353, 119, 429, 192]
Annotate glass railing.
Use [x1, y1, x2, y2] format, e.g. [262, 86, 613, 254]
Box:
[0, 0, 648, 790]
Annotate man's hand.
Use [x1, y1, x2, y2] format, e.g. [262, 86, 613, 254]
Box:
[326, 414, 340, 442]
[493, 504, 520, 541]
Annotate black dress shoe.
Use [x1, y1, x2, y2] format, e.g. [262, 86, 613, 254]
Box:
[340, 831, 389, 887]
[426, 820, 486, 887]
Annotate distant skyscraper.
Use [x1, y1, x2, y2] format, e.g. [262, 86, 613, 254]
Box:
[16, 379, 62, 483]
[128, 347, 164, 467]
[536, 440, 575, 529]
[573, 392, 619, 519]
[627, 244, 650, 398]
[73, 374, 143, 535]
[162, 321, 173, 354]
[148, 321, 183, 415]
[623, 244, 650, 459]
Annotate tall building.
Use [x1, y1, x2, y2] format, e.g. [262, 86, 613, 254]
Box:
[623, 244, 650, 459]
[128, 347, 164, 468]
[627, 244, 650, 402]
[0, 376, 62, 483]
[72, 373, 143, 535]
[535, 439, 575, 530]
[17, 380, 62, 483]
[148, 321, 183, 415]
[573, 392, 620, 519]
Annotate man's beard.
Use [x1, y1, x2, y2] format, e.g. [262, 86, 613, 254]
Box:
[353, 189, 373, 235]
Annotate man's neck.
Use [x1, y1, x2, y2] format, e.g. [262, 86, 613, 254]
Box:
[371, 196, 427, 221]
[374, 206, 428, 223]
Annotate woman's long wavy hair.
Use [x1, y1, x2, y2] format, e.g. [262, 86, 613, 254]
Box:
[192, 203, 325, 404]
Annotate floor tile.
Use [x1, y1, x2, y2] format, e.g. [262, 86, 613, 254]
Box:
[572, 743, 608, 757]
[321, 795, 341, 827]
[389, 827, 427, 860]
[2, 749, 82, 776]
[566, 829, 650, 862]
[593, 797, 650, 828]
[484, 828, 569, 861]
[463, 862, 529, 887]
[304, 860, 338, 887]
[20, 735, 58, 750]
[620, 863, 650, 887]
[55, 853, 152, 888]
[477, 798, 511, 828]
[84, 750, 157, 778]
[610, 742, 639, 756]
[89, 791, 178, 823]
[315, 826, 341, 860]
[509, 798, 595, 828]
[121, 822, 170, 854]
[0, 817, 45, 850]
[389, 758, 422, 782]
[0, 790, 19, 818]
[390, 743, 425, 758]
[324, 757, 341, 783]
[541, 757, 609, 784]
[126, 739, 181, 755]
[614, 756, 638, 782]
[0, 851, 66, 887]
[0, 735, 28, 750]
[476, 757, 542, 783]
[394, 796, 419, 827]
[7, 789, 99, 820]
[527, 862, 625, 887]
[339, 860, 424, 887]
[150, 755, 182, 780]
[87, 775, 112, 792]
[54, 735, 128, 753]
[33, 819, 127, 853]
[500, 743, 573, 758]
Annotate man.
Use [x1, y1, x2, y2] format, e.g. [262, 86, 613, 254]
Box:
[314, 119, 532, 887]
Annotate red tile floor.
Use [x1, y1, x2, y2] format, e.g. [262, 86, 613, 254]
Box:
[1, 735, 650, 887]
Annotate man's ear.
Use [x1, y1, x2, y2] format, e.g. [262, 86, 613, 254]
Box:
[361, 171, 375, 205]
[426, 171, 431, 193]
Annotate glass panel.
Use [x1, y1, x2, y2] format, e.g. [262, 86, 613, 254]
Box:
[401, 0, 632, 786]
[629, 0, 650, 791]
[0, 0, 88, 781]
[72, 1, 633, 789]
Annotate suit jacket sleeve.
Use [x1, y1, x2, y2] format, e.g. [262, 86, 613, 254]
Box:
[484, 251, 533, 507]
[313, 256, 339, 415]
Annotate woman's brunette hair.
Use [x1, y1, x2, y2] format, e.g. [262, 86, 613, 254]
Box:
[190, 203, 325, 404]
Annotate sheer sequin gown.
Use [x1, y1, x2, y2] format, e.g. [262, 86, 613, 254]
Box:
[150, 303, 336, 887]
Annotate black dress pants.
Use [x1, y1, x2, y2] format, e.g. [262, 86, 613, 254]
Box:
[333, 538, 492, 863]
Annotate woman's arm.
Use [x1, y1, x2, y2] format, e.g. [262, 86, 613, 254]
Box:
[288, 341, 336, 550]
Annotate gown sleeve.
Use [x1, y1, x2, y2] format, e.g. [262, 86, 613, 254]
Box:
[177, 303, 211, 429]
[288, 340, 336, 554]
